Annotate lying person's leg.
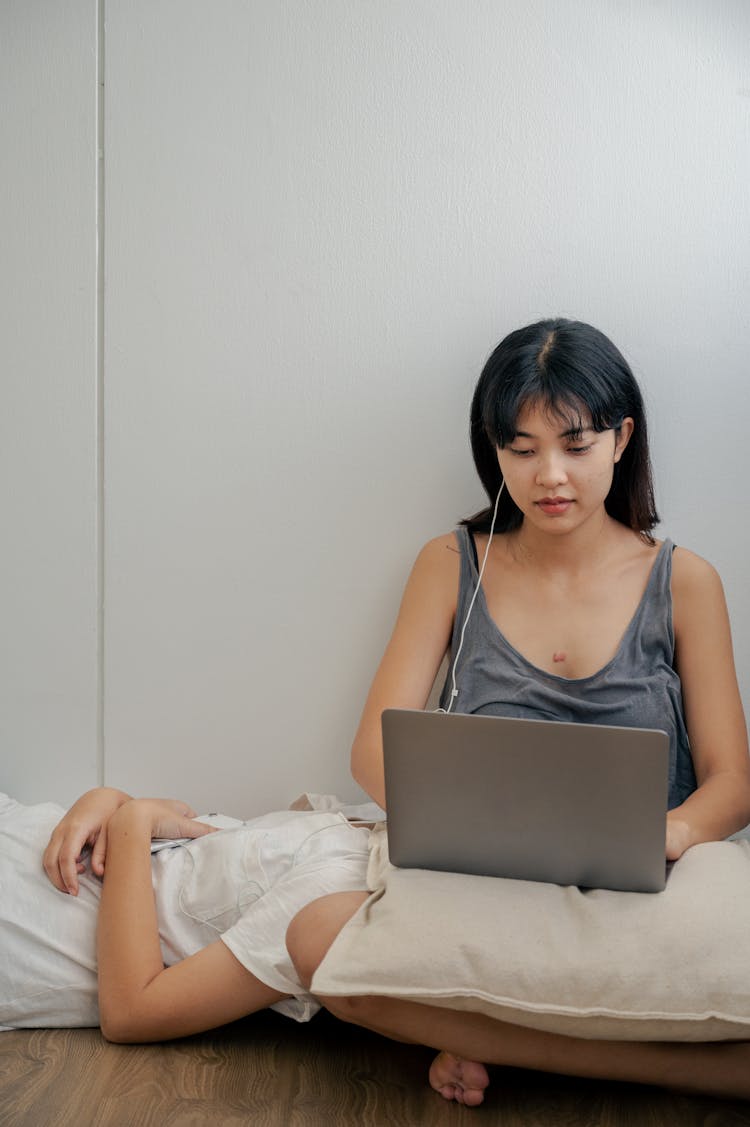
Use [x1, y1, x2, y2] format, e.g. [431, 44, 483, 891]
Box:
[286, 892, 750, 1103]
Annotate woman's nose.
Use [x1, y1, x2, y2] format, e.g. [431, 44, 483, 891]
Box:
[535, 453, 568, 488]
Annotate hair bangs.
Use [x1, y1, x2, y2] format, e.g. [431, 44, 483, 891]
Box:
[484, 368, 622, 450]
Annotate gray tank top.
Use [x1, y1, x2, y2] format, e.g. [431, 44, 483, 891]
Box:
[439, 527, 696, 810]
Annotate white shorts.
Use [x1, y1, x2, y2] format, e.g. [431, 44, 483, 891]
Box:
[156, 810, 372, 1022]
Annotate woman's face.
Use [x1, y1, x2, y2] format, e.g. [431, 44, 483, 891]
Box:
[495, 400, 633, 536]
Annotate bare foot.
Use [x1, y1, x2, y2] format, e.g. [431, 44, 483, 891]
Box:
[429, 1051, 490, 1106]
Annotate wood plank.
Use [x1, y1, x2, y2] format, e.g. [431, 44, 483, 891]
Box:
[2, 1012, 750, 1126]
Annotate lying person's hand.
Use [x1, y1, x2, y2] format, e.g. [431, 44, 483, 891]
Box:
[43, 786, 132, 895]
[110, 797, 218, 844]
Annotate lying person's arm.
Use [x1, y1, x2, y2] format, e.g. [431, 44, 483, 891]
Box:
[97, 798, 286, 1043]
[43, 786, 133, 894]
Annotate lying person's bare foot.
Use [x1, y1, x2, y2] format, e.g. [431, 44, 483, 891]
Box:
[429, 1051, 490, 1106]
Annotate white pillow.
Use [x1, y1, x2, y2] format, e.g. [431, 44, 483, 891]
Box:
[312, 826, 750, 1041]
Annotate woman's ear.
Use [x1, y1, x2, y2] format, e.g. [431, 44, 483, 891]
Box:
[613, 417, 634, 463]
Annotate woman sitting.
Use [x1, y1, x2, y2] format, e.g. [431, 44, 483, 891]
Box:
[285, 317, 750, 1104]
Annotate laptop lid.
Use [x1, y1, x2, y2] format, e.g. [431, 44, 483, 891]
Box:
[382, 709, 670, 893]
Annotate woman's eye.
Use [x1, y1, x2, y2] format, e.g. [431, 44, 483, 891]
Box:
[567, 445, 592, 455]
[509, 448, 534, 457]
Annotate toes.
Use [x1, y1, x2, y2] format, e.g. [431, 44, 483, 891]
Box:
[462, 1087, 485, 1108]
[429, 1051, 490, 1106]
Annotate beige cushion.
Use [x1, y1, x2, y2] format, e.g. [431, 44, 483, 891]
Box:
[311, 826, 750, 1041]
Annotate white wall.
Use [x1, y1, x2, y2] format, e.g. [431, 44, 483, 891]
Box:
[3, 1, 749, 814]
[1, 1, 100, 803]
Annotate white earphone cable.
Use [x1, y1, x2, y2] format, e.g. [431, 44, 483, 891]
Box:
[441, 479, 505, 714]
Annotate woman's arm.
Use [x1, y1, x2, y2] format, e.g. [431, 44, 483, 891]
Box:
[668, 548, 750, 858]
[97, 799, 284, 1042]
[351, 535, 460, 808]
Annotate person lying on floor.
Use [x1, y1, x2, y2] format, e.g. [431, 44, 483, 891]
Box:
[285, 317, 750, 1105]
[0, 786, 377, 1041]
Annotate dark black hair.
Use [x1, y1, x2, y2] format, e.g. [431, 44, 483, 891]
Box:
[463, 318, 658, 538]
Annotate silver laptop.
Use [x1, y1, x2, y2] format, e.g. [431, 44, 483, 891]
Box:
[382, 709, 670, 893]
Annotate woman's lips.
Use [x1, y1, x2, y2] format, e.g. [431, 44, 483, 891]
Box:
[536, 498, 573, 515]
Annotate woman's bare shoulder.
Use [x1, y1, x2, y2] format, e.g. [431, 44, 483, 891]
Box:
[419, 530, 463, 553]
[404, 532, 463, 603]
[670, 545, 727, 631]
[413, 531, 463, 568]
[671, 544, 724, 593]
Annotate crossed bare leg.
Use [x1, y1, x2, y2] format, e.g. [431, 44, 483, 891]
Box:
[286, 892, 750, 1105]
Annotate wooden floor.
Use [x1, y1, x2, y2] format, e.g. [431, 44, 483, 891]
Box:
[2, 1010, 750, 1127]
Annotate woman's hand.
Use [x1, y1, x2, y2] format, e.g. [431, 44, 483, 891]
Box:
[112, 797, 217, 844]
[43, 787, 132, 895]
[43, 791, 214, 895]
[666, 813, 693, 861]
